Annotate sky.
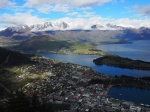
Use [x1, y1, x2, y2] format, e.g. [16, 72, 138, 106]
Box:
[0, 0, 150, 30]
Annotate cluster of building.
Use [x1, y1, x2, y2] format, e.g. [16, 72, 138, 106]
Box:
[17, 56, 150, 112]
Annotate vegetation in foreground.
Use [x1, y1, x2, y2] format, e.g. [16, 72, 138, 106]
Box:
[0, 47, 150, 111]
[0, 91, 70, 112]
[93, 55, 150, 70]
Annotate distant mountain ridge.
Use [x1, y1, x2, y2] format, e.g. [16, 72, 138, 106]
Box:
[2, 21, 70, 33]
[2, 22, 127, 33]
[0, 20, 150, 42]
[1, 20, 150, 33]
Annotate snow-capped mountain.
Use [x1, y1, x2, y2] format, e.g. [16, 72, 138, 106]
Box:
[91, 23, 125, 30]
[30, 21, 69, 31]
[0, 20, 150, 41]
[5, 21, 70, 33]
[7, 25, 31, 32]
[2, 21, 130, 33]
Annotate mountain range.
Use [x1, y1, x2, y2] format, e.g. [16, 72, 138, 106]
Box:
[0, 21, 150, 42]
[1, 21, 127, 33]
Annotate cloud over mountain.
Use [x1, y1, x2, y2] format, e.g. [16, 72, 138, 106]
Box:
[0, 13, 46, 26]
[0, 1, 150, 30]
[1, 16, 150, 31]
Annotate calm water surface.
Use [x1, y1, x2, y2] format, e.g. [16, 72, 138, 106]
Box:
[39, 40, 150, 105]
[40, 53, 150, 78]
[40, 53, 150, 105]
[97, 40, 150, 105]
[108, 86, 150, 105]
[96, 40, 150, 62]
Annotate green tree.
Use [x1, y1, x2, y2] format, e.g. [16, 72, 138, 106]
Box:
[6, 91, 31, 112]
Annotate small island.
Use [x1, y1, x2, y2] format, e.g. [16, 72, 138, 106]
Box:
[93, 55, 150, 70]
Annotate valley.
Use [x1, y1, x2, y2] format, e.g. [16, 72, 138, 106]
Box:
[0, 47, 150, 111]
[1, 0, 150, 111]
[0, 21, 150, 112]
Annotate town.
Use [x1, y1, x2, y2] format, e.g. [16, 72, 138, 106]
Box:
[12, 56, 150, 112]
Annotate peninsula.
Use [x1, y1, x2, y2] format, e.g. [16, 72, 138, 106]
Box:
[0, 47, 150, 111]
[13, 35, 110, 56]
[93, 55, 150, 70]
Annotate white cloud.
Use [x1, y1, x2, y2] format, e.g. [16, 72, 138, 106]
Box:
[0, 27, 6, 31]
[24, 0, 112, 14]
[58, 17, 150, 29]
[76, 12, 95, 18]
[37, 4, 69, 14]
[24, 0, 112, 7]
[104, 18, 150, 28]
[53, 4, 69, 12]
[80, 7, 92, 11]
[1, 14, 150, 30]
[70, 0, 112, 7]
[0, 13, 47, 26]
[0, 0, 15, 8]
[38, 5, 53, 14]
[134, 5, 150, 16]
[66, 12, 79, 16]
[59, 17, 94, 29]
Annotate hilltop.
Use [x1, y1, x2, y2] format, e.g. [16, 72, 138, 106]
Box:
[0, 47, 110, 111]
[14, 35, 110, 56]
[0, 47, 34, 67]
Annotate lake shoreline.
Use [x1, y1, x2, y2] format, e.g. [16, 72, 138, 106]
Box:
[108, 86, 150, 105]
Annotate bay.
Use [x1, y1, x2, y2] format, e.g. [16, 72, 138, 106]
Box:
[108, 86, 150, 105]
[96, 40, 150, 62]
[40, 53, 150, 105]
[97, 40, 150, 105]
[38, 40, 150, 105]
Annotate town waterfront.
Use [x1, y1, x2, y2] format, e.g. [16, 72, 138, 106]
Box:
[40, 53, 150, 77]
[39, 40, 150, 105]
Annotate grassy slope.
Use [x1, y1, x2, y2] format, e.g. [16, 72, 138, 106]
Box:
[15, 36, 71, 51]
[0, 47, 36, 97]
[15, 36, 110, 56]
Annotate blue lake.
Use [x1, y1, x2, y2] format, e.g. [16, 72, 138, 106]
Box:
[97, 40, 150, 105]
[23, 39, 150, 76]
[38, 40, 150, 78]
[96, 40, 150, 62]
[40, 53, 150, 78]
[108, 86, 150, 105]
[36, 40, 150, 105]
[40, 53, 150, 105]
